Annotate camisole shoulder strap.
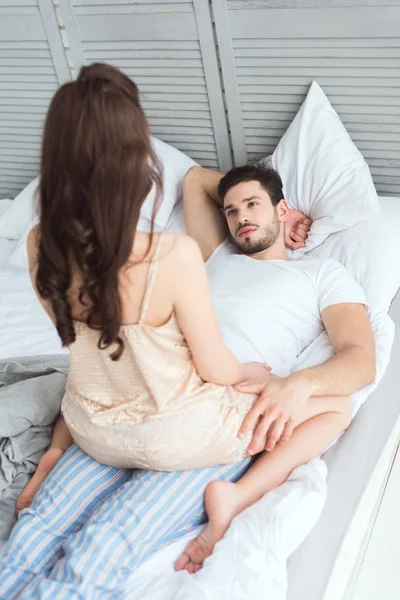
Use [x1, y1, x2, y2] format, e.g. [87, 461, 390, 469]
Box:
[138, 233, 165, 325]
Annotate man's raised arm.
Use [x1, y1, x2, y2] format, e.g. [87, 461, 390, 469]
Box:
[183, 166, 228, 262]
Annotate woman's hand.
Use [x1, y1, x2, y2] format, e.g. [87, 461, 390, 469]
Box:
[241, 362, 271, 382]
[235, 375, 312, 455]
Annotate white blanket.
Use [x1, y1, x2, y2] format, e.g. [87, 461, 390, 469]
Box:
[0, 200, 395, 599]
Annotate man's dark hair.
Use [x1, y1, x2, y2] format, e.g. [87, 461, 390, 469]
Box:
[218, 162, 284, 207]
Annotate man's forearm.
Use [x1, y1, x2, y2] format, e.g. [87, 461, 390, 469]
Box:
[290, 346, 376, 398]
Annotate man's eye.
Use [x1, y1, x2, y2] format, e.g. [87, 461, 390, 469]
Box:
[228, 210, 236, 217]
[249, 202, 258, 208]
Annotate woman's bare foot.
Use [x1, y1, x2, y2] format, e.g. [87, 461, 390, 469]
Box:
[174, 480, 247, 574]
[15, 447, 64, 516]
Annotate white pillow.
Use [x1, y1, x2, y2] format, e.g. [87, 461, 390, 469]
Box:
[0, 177, 39, 240]
[0, 199, 13, 218]
[6, 137, 197, 268]
[271, 81, 379, 252]
[142, 137, 197, 226]
[309, 196, 400, 315]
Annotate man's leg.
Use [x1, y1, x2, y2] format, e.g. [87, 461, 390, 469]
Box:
[17, 458, 252, 599]
[176, 395, 352, 573]
[0, 444, 131, 599]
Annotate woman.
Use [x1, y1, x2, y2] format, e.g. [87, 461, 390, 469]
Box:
[0, 63, 351, 599]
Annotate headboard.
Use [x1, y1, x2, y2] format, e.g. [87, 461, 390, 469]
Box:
[57, 0, 232, 171]
[1, 0, 399, 198]
[213, 0, 400, 196]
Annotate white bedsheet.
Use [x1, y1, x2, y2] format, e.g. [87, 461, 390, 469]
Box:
[0, 200, 66, 359]
[0, 199, 395, 599]
[0, 246, 66, 359]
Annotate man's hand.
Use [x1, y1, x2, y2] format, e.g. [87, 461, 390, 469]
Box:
[236, 375, 312, 455]
[284, 209, 312, 251]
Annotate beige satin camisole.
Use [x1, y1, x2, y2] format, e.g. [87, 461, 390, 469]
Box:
[62, 235, 256, 471]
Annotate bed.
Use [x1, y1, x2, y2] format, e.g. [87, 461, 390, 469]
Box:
[1, 0, 400, 598]
[0, 196, 399, 599]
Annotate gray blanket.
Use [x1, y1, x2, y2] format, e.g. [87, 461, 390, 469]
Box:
[0, 354, 69, 556]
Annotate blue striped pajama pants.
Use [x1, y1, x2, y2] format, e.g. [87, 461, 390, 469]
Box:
[0, 443, 252, 599]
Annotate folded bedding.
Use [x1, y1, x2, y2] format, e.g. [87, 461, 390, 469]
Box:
[0, 355, 69, 557]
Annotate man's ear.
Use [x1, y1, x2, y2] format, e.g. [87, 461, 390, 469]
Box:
[276, 199, 289, 223]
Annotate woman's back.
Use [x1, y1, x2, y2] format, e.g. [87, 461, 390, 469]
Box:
[65, 232, 197, 419]
[67, 231, 176, 328]
[59, 232, 255, 471]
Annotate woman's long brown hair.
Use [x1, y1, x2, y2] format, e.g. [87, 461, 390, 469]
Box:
[36, 63, 162, 360]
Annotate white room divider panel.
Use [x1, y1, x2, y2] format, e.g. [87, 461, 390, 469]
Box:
[57, 0, 233, 172]
[0, 0, 70, 198]
[2, 1, 398, 197]
[212, 0, 400, 195]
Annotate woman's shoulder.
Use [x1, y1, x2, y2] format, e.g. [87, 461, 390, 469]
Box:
[165, 232, 203, 263]
[164, 234, 205, 278]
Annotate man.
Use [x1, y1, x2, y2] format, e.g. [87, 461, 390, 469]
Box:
[14, 163, 375, 579]
[172, 163, 375, 570]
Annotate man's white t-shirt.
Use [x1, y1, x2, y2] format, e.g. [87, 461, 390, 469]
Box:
[206, 238, 367, 377]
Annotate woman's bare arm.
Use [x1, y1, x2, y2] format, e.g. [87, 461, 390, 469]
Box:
[173, 235, 256, 386]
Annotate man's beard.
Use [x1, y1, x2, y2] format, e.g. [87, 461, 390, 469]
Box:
[232, 208, 280, 255]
